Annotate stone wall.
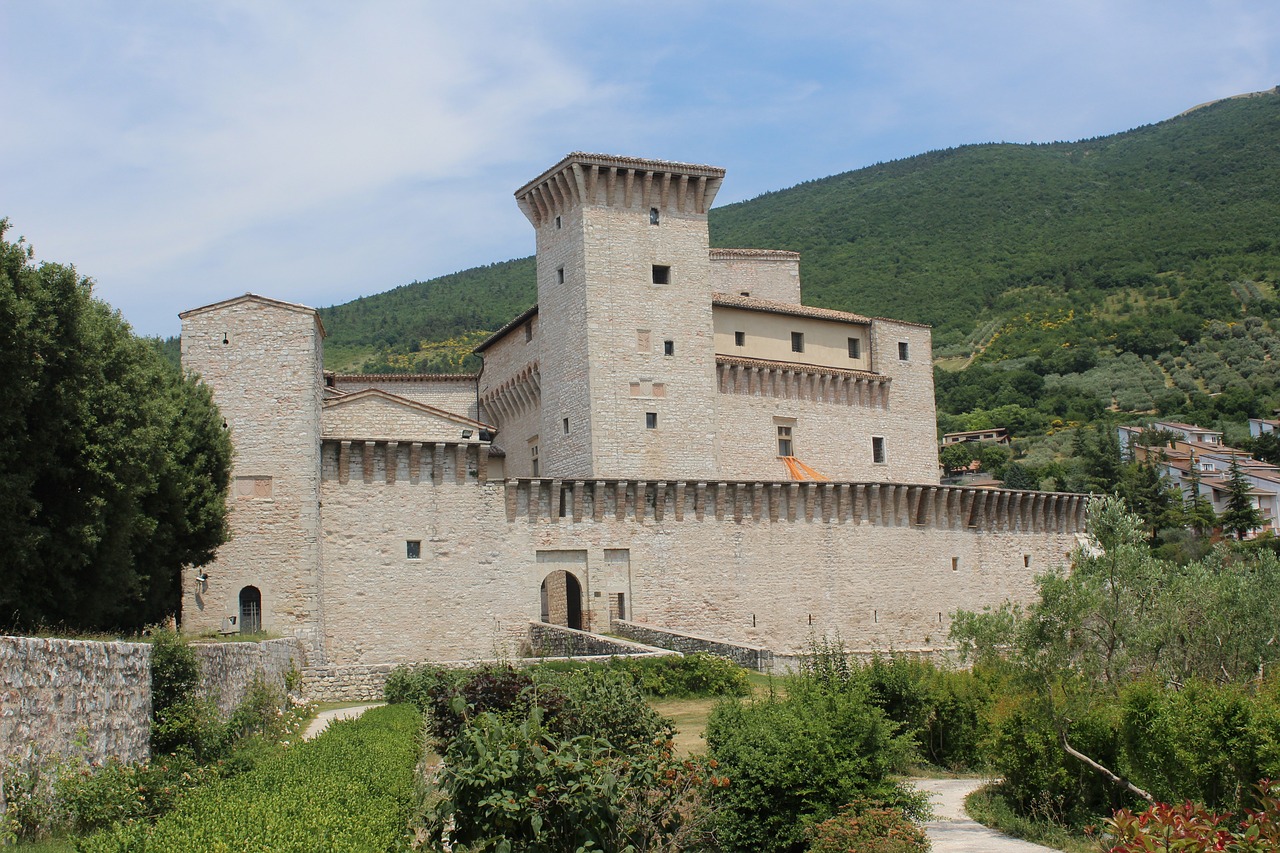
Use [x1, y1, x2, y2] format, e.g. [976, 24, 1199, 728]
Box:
[527, 622, 675, 658]
[611, 620, 774, 671]
[0, 636, 307, 769]
[191, 637, 305, 716]
[316, 473, 1085, 671]
[710, 250, 801, 303]
[332, 374, 480, 421]
[0, 636, 151, 767]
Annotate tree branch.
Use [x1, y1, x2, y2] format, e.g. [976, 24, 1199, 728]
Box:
[1061, 734, 1154, 803]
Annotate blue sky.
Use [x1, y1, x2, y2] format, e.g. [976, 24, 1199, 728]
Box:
[3, 1, 1279, 337]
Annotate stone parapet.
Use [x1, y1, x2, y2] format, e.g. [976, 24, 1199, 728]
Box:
[610, 621, 774, 671]
[191, 637, 306, 716]
[526, 622, 676, 659]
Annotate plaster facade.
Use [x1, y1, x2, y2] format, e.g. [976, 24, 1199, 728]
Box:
[180, 153, 1087, 697]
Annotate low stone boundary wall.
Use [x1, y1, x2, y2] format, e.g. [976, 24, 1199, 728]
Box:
[302, 663, 398, 703]
[0, 636, 152, 767]
[192, 638, 306, 716]
[527, 622, 676, 659]
[0, 635, 308, 769]
[611, 620, 775, 671]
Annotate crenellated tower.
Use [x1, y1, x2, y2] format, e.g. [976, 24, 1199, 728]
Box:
[514, 153, 725, 479]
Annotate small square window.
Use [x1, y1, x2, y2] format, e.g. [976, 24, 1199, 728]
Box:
[557, 267, 565, 284]
[791, 332, 804, 353]
[554, 214, 562, 229]
[645, 412, 657, 429]
[649, 207, 660, 225]
[663, 340, 674, 356]
[562, 417, 570, 435]
[898, 341, 909, 360]
[872, 436, 886, 464]
[848, 337, 861, 359]
[652, 265, 670, 285]
[407, 540, 421, 560]
[734, 331, 745, 347]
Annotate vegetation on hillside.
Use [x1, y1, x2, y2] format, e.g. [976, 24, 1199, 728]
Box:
[0, 223, 231, 632]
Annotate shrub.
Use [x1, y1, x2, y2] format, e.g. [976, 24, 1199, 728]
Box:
[706, 678, 918, 853]
[602, 652, 752, 698]
[148, 629, 225, 762]
[536, 667, 675, 748]
[424, 709, 725, 853]
[808, 799, 931, 853]
[1102, 780, 1280, 852]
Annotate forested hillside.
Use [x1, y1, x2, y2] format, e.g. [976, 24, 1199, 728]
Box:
[317, 91, 1280, 452]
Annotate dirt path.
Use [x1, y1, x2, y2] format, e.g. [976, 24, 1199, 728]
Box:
[911, 778, 1060, 853]
[302, 703, 384, 741]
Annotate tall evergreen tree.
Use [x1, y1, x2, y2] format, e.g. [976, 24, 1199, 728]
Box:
[0, 222, 231, 631]
[1220, 455, 1264, 541]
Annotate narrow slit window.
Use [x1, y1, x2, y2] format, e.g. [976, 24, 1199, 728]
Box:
[530, 444, 540, 477]
[791, 332, 804, 353]
[951, 556, 958, 572]
[562, 417, 570, 435]
[652, 265, 670, 285]
[848, 337, 861, 359]
[554, 214, 562, 229]
[557, 267, 565, 284]
[524, 322, 533, 342]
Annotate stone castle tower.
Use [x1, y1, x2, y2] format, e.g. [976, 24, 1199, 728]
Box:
[514, 154, 728, 480]
[178, 296, 326, 656]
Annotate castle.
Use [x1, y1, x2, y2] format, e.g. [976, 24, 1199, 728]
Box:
[180, 153, 1088, 697]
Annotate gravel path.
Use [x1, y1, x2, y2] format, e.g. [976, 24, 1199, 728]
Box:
[302, 702, 384, 741]
[911, 778, 1060, 853]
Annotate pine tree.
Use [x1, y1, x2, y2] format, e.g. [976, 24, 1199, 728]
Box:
[1220, 455, 1264, 540]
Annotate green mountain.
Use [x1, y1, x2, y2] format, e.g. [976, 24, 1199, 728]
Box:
[318, 91, 1280, 439]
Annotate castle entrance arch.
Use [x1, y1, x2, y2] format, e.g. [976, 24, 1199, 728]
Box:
[537, 550, 587, 630]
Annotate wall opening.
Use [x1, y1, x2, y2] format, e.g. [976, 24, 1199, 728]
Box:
[539, 569, 583, 630]
[649, 207, 660, 225]
[652, 264, 670, 285]
[239, 586, 262, 634]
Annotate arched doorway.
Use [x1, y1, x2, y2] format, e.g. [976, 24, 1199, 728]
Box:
[239, 586, 262, 634]
[539, 570, 583, 630]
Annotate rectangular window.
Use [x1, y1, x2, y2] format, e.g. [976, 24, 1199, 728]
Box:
[554, 214, 562, 229]
[524, 321, 533, 342]
[777, 425, 793, 457]
[951, 556, 958, 572]
[562, 417, 570, 435]
[1023, 554, 1031, 568]
[652, 264, 670, 285]
[663, 340, 674, 356]
[557, 267, 565, 284]
[407, 540, 421, 560]
[791, 332, 804, 353]
[872, 436, 886, 464]
[645, 412, 657, 429]
[530, 444, 540, 476]
[734, 331, 745, 347]
[898, 341, 909, 360]
[847, 337, 861, 359]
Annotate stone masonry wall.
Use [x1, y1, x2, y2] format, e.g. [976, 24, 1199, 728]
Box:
[0, 636, 151, 767]
[316, 473, 1085, 671]
[527, 623, 675, 658]
[611, 620, 774, 671]
[710, 252, 801, 303]
[0, 637, 307, 773]
[333, 376, 480, 421]
[191, 638, 306, 717]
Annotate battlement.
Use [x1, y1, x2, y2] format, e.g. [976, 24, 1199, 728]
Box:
[317, 439, 1087, 535]
[515, 152, 726, 227]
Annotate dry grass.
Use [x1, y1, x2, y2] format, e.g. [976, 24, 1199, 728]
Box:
[648, 697, 718, 756]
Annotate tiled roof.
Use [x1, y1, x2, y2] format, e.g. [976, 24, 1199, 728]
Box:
[474, 304, 539, 353]
[710, 248, 800, 260]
